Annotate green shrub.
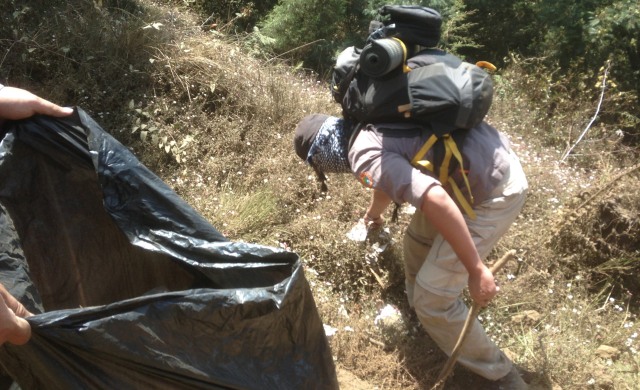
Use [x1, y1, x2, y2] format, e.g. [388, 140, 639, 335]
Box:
[180, 0, 279, 32]
[259, 0, 349, 73]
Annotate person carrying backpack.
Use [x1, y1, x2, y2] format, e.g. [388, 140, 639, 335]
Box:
[294, 112, 529, 388]
[294, 5, 530, 388]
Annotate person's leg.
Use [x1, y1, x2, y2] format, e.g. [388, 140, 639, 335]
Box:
[413, 187, 527, 380]
[403, 211, 438, 307]
[413, 285, 511, 378]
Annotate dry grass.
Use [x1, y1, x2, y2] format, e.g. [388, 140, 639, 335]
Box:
[1, 1, 639, 389]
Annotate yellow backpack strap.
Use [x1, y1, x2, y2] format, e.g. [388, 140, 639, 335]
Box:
[411, 134, 438, 170]
[411, 134, 477, 220]
[443, 137, 474, 204]
[438, 135, 453, 184]
[391, 37, 412, 73]
[447, 178, 477, 219]
[475, 60, 497, 72]
[443, 136, 476, 219]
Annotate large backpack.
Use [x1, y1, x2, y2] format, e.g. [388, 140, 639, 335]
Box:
[330, 5, 496, 218]
[337, 48, 494, 134]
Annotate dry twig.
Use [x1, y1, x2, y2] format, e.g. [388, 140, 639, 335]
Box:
[561, 61, 611, 162]
[574, 162, 640, 212]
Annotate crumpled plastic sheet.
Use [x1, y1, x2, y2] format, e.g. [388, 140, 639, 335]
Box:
[0, 108, 338, 389]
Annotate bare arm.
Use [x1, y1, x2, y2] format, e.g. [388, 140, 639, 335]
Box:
[420, 185, 497, 306]
[364, 189, 393, 227]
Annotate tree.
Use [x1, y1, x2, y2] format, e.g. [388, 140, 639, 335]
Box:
[586, 0, 640, 98]
[259, 0, 349, 72]
[461, 0, 540, 64]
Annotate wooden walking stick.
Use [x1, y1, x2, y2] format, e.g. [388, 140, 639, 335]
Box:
[430, 249, 517, 390]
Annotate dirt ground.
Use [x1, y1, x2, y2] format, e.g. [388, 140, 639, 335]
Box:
[337, 368, 376, 390]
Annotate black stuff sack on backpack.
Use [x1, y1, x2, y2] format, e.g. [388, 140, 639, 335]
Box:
[0, 108, 338, 390]
[377, 5, 442, 48]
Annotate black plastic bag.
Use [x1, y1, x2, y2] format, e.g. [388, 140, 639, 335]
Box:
[0, 108, 338, 389]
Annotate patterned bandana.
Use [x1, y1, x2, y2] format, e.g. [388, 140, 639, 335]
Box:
[307, 116, 353, 174]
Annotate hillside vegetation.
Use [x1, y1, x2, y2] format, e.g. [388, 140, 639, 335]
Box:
[1, 1, 639, 389]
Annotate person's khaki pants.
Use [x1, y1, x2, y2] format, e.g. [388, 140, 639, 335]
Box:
[403, 152, 528, 380]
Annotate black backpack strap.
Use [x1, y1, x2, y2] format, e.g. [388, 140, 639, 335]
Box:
[347, 121, 364, 152]
[338, 62, 359, 100]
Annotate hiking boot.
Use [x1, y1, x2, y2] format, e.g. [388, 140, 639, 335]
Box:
[491, 366, 528, 390]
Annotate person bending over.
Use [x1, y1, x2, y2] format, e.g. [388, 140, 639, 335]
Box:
[294, 114, 529, 388]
